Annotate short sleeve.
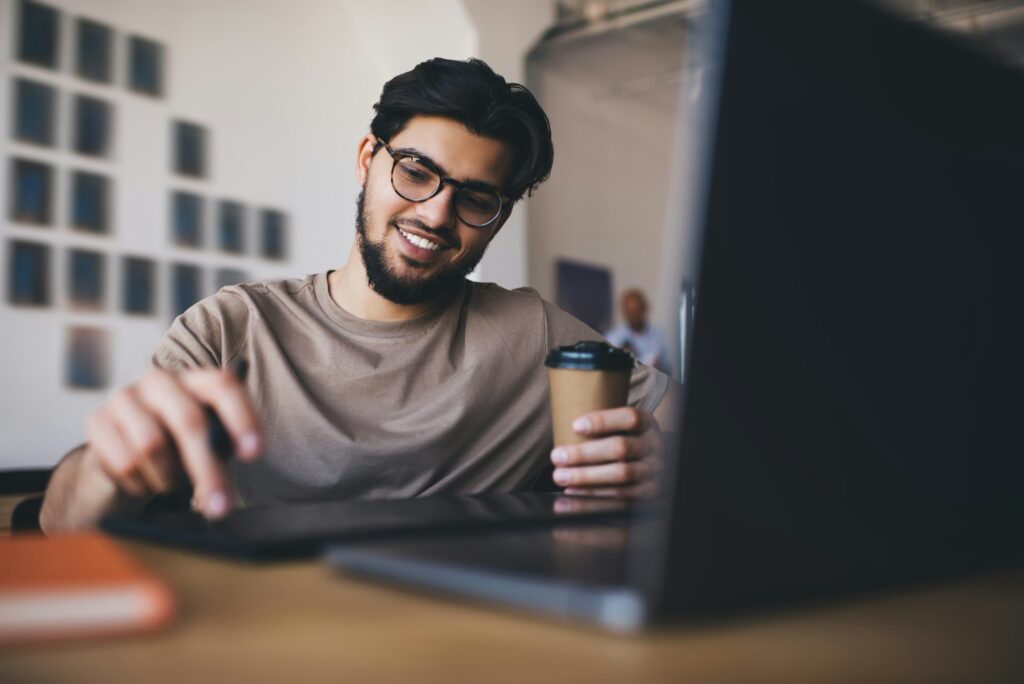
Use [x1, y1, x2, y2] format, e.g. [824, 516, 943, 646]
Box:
[151, 290, 251, 371]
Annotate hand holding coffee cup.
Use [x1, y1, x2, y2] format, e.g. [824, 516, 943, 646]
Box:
[546, 341, 664, 498]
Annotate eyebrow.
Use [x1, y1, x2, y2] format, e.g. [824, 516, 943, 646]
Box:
[392, 146, 504, 195]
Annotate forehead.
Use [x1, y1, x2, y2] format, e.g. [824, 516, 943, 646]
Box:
[389, 115, 513, 189]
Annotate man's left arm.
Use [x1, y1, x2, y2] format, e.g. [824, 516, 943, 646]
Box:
[549, 379, 681, 497]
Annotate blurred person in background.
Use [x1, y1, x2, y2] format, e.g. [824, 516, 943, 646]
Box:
[605, 289, 672, 374]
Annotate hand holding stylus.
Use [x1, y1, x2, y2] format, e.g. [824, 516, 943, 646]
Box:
[79, 358, 262, 519]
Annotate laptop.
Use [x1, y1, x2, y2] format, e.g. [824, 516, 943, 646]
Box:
[327, 0, 1024, 630]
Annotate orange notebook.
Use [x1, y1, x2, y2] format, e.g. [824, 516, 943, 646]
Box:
[0, 532, 176, 645]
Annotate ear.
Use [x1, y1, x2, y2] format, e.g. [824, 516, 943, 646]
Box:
[355, 133, 378, 185]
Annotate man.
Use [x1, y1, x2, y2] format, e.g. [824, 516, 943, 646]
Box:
[41, 58, 675, 533]
[605, 289, 673, 374]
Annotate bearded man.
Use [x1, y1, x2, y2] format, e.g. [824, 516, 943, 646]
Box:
[41, 58, 675, 533]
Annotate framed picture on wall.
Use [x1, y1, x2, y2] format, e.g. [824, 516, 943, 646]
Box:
[555, 258, 613, 335]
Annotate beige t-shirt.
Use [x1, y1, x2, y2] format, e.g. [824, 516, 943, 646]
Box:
[153, 272, 670, 506]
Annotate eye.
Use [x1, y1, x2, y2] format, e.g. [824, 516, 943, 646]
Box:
[397, 160, 434, 185]
[460, 190, 499, 213]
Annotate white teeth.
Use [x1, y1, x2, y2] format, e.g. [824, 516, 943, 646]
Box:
[399, 229, 441, 251]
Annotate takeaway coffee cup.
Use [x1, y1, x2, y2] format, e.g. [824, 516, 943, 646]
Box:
[546, 341, 634, 446]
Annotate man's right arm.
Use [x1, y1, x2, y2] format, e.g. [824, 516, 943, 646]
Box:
[40, 444, 145, 534]
[40, 367, 263, 534]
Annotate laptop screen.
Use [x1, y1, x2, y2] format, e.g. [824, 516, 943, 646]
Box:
[656, 0, 1024, 615]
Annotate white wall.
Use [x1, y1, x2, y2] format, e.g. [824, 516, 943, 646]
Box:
[0, 0, 543, 469]
[526, 16, 687, 346]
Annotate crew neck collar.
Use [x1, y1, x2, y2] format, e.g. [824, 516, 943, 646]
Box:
[314, 271, 466, 338]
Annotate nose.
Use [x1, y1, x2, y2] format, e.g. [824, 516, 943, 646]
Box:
[415, 182, 458, 229]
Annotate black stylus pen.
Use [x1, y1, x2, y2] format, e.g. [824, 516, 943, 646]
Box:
[206, 357, 249, 461]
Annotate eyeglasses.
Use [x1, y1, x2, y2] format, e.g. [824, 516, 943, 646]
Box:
[374, 140, 506, 228]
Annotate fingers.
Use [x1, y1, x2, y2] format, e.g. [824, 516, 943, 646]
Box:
[83, 365, 258, 520]
[553, 456, 659, 489]
[570, 406, 655, 438]
[551, 428, 663, 470]
[106, 387, 178, 494]
[86, 409, 150, 498]
[135, 369, 234, 518]
[550, 417, 666, 496]
[552, 433, 649, 467]
[179, 369, 262, 462]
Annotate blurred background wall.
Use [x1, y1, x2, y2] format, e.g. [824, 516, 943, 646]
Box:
[527, 4, 686, 344]
[528, 0, 1024, 378]
[2, 0, 1022, 470]
[0, 0, 550, 467]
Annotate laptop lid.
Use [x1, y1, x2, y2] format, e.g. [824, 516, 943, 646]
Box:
[648, 0, 1024, 618]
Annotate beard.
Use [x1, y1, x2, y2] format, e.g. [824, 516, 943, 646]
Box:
[355, 187, 484, 306]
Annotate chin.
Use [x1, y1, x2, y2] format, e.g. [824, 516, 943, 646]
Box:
[395, 254, 441, 277]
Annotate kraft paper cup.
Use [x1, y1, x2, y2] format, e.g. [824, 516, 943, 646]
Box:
[546, 341, 634, 446]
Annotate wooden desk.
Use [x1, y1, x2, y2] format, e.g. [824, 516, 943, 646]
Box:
[2, 541, 1023, 683]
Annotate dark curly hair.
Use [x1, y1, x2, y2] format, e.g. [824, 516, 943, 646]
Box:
[370, 57, 554, 203]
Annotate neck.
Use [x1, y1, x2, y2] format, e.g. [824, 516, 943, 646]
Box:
[629, 322, 646, 333]
[328, 241, 449, 322]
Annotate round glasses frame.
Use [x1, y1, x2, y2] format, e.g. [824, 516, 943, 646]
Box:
[374, 139, 507, 228]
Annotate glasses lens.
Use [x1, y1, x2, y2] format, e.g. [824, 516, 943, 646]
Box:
[392, 157, 439, 201]
[455, 188, 501, 227]
[391, 154, 501, 227]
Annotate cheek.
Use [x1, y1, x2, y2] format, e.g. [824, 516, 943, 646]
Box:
[457, 231, 491, 257]
[365, 178, 404, 223]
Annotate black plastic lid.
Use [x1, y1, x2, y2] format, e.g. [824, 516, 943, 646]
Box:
[545, 341, 634, 371]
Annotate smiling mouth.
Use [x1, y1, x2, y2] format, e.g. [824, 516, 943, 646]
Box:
[397, 227, 444, 252]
